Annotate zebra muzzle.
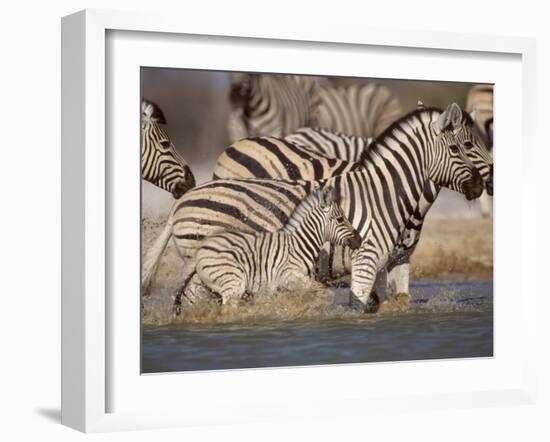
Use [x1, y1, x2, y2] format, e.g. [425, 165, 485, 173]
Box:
[347, 231, 362, 250]
[172, 168, 196, 199]
[486, 165, 494, 196]
[463, 169, 484, 201]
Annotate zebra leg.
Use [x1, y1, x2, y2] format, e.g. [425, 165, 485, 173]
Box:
[316, 244, 331, 283]
[387, 260, 410, 297]
[196, 265, 246, 306]
[373, 268, 389, 302]
[173, 272, 215, 317]
[172, 262, 197, 317]
[349, 246, 380, 313]
[380, 263, 413, 312]
[479, 192, 493, 218]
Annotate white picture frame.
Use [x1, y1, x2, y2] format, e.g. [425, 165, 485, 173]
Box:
[61, 9, 537, 433]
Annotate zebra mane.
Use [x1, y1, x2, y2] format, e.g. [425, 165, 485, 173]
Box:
[357, 105, 475, 165]
[141, 99, 167, 125]
[283, 189, 326, 232]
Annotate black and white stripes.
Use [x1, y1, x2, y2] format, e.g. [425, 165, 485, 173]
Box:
[227, 73, 402, 142]
[212, 130, 362, 181]
[466, 85, 494, 150]
[142, 103, 493, 311]
[227, 73, 325, 141]
[285, 127, 372, 162]
[314, 82, 402, 140]
[178, 188, 361, 308]
[141, 99, 195, 198]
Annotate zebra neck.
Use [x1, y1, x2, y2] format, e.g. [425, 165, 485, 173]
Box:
[406, 180, 441, 231]
[358, 112, 437, 220]
[283, 209, 326, 267]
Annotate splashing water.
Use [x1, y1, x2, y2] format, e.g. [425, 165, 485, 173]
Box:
[142, 279, 491, 326]
[141, 280, 493, 373]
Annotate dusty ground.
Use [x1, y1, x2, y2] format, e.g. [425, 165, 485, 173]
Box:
[142, 215, 493, 291]
[410, 217, 493, 281]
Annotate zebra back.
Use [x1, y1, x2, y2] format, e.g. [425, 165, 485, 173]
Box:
[314, 82, 402, 138]
[212, 133, 361, 181]
[284, 127, 372, 162]
[227, 74, 402, 142]
[227, 74, 326, 141]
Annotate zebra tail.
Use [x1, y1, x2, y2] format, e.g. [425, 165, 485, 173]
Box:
[141, 215, 174, 295]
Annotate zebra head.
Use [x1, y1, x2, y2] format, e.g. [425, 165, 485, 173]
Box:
[428, 103, 493, 200]
[229, 73, 254, 107]
[141, 99, 196, 199]
[317, 187, 362, 250]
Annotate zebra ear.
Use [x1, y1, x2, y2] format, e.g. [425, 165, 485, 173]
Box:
[449, 103, 463, 129]
[142, 99, 166, 124]
[435, 102, 462, 133]
[151, 103, 166, 124]
[320, 186, 335, 207]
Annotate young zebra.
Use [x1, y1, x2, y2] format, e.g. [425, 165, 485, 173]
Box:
[174, 187, 362, 311]
[142, 103, 493, 312]
[141, 99, 196, 198]
[227, 73, 401, 142]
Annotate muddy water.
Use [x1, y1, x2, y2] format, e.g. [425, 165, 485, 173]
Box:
[141, 280, 492, 373]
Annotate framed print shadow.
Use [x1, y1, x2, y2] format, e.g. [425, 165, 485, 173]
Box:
[61, 9, 537, 433]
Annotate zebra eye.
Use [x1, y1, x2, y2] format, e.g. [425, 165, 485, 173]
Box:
[464, 141, 474, 149]
[336, 216, 344, 223]
[160, 141, 171, 148]
[449, 145, 459, 154]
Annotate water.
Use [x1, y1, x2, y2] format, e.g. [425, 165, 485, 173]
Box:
[141, 280, 493, 373]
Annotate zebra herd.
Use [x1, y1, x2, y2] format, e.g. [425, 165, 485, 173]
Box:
[141, 73, 494, 315]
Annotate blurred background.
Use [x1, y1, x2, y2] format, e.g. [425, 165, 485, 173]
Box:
[141, 68, 492, 284]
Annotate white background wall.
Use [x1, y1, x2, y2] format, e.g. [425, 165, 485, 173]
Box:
[0, 1, 547, 440]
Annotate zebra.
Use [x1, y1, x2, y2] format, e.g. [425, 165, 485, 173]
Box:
[466, 85, 494, 217]
[173, 187, 362, 312]
[227, 73, 326, 141]
[285, 127, 372, 162]
[210, 104, 414, 292]
[466, 85, 494, 150]
[214, 127, 372, 181]
[212, 132, 362, 181]
[227, 73, 401, 142]
[141, 99, 196, 199]
[315, 82, 402, 140]
[142, 103, 493, 313]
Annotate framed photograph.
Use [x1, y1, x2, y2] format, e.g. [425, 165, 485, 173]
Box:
[61, 9, 537, 433]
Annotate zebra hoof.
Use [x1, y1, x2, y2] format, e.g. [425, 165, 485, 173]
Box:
[364, 291, 380, 314]
[171, 304, 182, 319]
[378, 292, 411, 313]
[171, 294, 183, 318]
